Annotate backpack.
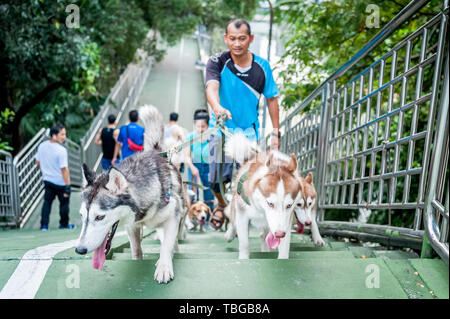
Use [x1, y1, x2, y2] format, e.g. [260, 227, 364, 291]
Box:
[126, 125, 144, 152]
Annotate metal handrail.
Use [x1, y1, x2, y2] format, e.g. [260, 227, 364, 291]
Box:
[275, 0, 449, 256]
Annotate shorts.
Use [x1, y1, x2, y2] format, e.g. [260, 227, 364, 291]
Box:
[207, 134, 240, 193]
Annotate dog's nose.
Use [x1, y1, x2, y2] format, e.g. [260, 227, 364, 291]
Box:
[201, 216, 206, 220]
[75, 247, 87, 255]
[305, 221, 311, 226]
[274, 231, 286, 238]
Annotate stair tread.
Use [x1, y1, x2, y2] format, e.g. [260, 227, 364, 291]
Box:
[35, 258, 408, 299]
[112, 250, 356, 260]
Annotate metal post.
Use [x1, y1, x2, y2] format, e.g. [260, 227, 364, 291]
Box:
[261, 0, 274, 144]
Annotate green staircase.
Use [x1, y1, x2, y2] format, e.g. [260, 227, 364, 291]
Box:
[47, 228, 445, 299]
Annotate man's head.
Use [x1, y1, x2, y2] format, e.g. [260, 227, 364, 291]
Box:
[224, 19, 254, 58]
[170, 112, 179, 122]
[107, 114, 116, 125]
[50, 124, 66, 143]
[129, 110, 139, 123]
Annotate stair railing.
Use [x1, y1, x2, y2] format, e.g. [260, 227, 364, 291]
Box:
[275, 0, 448, 261]
[0, 47, 153, 228]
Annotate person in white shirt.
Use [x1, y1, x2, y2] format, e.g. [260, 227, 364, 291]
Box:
[35, 124, 74, 231]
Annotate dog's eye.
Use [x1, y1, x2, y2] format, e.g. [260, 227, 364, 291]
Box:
[95, 215, 105, 221]
[286, 204, 292, 209]
[267, 201, 274, 208]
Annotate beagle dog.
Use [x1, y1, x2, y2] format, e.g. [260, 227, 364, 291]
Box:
[186, 201, 211, 232]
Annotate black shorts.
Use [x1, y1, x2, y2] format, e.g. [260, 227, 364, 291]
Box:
[207, 134, 240, 193]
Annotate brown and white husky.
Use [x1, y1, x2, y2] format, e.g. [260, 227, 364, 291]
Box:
[223, 134, 302, 259]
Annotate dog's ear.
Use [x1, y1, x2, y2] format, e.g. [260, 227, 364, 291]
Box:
[286, 153, 298, 172]
[206, 204, 212, 216]
[105, 167, 128, 194]
[82, 163, 96, 187]
[305, 172, 313, 184]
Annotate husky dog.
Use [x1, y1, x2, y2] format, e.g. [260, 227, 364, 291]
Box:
[75, 105, 188, 284]
[293, 172, 325, 246]
[223, 134, 302, 259]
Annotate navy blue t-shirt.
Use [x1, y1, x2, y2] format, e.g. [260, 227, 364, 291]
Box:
[205, 51, 279, 141]
[117, 123, 145, 159]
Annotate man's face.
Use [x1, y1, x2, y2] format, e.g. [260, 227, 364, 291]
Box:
[224, 24, 254, 57]
[54, 128, 66, 143]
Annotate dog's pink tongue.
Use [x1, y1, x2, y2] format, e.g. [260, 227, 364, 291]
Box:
[265, 232, 281, 249]
[296, 221, 305, 234]
[92, 235, 108, 270]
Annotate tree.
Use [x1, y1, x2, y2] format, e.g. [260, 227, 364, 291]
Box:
[274, 0, 442, 110]
[0, 0, 260, 153]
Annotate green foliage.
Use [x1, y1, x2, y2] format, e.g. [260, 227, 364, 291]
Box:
[274, 0, 442, 111]
[0, 109, 14, 151]
[0, 0, 258, 152]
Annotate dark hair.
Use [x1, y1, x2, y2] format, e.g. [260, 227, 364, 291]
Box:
[129, 110, 139, 122]
[194, 109, 209, 123]
[170, 112, 179, 122]
[107, 114, 116, 124]
[50, 124, 65, 138]
[225, 19, 251, 35]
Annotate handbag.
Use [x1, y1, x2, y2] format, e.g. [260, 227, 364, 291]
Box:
[126, 125, 144, 151]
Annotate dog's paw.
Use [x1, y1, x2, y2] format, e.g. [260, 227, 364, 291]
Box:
[224, 228, 235, 242]
[313, 237, 326, 247]
[154, 259, 174, 284]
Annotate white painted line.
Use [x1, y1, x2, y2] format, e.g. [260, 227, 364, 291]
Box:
[0, 231, 126, 299]
[174, 38, 184, 113]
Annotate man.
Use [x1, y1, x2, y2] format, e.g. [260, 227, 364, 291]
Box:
[164, 112, 186, 172]
[112, 110, 145, 164]
[205, 19, 281, 230]
[94, 114, 120, 170]
[35, 124, 74, 231]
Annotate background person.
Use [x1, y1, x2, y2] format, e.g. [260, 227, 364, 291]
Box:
[185, 109, 214, 213]
[112, 110, 144, 164]
[164, 112, 187, 172]
[94, 114, 120, 170]
[35, 124, 74, 231]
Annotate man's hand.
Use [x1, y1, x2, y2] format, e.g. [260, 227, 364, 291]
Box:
[270, 135, 280, 150]
[112, 157, 117, 165]
[213, 105, 232, 120]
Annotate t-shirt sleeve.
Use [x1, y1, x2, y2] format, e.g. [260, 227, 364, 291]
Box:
[263, 62, 279, 99]
[35, 144, 41, 162]
[59, 148, 68, 169]
[205, 55, 222, 87]
[117, 127, 124, 144]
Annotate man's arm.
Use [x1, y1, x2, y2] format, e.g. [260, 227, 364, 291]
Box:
[267, 96, 280, 150]
[112, 141, 121, 164]
[61, 167, 71, 197]
[206, 82, 232, 120]
[94, 128, 102, 145]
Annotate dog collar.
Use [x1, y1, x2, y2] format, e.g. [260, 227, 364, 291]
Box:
[237, 170, 250, 205]
[163, 185, 172, 205]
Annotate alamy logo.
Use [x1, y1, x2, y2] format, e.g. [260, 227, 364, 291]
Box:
[366, 4, 380, 28]
[365, 264, 380, 288]
[65, 4, 80, 29]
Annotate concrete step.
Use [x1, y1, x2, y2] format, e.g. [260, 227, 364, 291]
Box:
[35, 258, 409, 299]
[121, 241, 333, 254]
[373, 250, 420, 260]
[112, 250, 356, 261]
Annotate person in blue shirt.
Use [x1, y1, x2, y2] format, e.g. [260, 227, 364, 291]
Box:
[185, 109, 214, 213]
[113, 110, 145, 164]
[205, 18, 281, 230]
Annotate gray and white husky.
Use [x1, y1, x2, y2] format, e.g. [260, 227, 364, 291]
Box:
[75, 105, 188, 284]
